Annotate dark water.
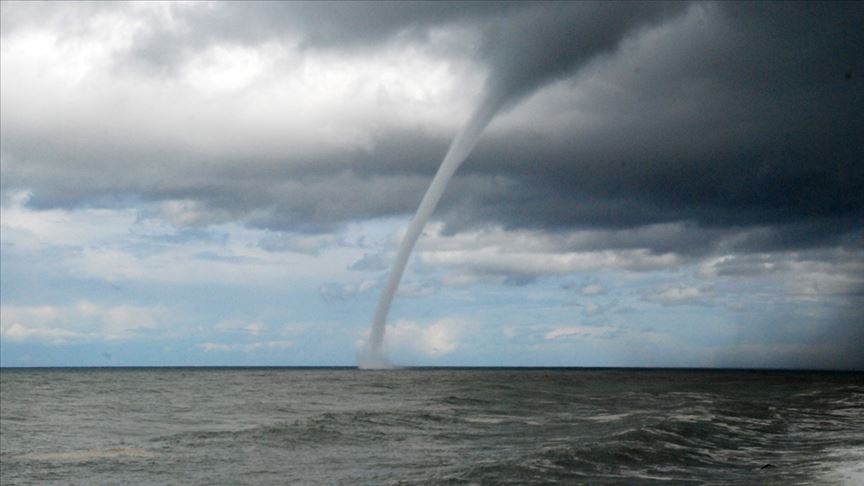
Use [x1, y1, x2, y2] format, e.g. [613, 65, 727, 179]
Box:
[1, 368, 862, 485]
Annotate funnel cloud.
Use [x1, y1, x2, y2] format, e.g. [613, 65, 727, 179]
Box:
[360, 3, 688, 367]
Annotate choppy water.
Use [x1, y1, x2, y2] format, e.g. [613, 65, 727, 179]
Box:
[1, 368, 862, 485]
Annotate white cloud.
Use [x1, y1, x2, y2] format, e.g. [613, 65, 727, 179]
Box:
[581, 284, 605, 295]
[583, 302, 602, 316]
[697, 251, 864, 301]
[0, 8, 477, 174]
[1, 192, 138, 249]
[439, 272, 484, 288]
[76, 301, 158, 338]
[196, 340, 294, 353]
[258, 232, 343, 255]
[418, 224, 681, 281]
[397, 280, 438, 298]
[156, 199, 236, 228]
[181, 44, 272, 96]
[66, 248, 148, 282]
[384, 318, 463, 357]
[319, 279, 377, 302]
[423, 247, 679, 277]
[0, 322, 86, 345]
[0, 304, 59, 323]
[0, 301, 163, 343]
[540, 325, 685, 366]
[544, 326, 614, 340]
[781, 261, 864, 300]
[1, 197, 363, 287]
[214, 320, 267, 335]
[646, 285, 712, 305]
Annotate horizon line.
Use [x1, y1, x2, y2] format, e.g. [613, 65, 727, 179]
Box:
[1, 365, 861, 372]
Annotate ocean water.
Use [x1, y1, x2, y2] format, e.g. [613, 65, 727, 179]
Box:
[1, 368, 862, 485]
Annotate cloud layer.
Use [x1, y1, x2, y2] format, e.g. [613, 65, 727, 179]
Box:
[2, 1, 861, 368]
[3, 2, 860, 247]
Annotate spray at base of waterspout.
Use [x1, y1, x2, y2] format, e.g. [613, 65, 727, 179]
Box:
[357, 343, 397, 370]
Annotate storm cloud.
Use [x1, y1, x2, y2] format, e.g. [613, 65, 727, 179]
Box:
[3, 2, 861, 251]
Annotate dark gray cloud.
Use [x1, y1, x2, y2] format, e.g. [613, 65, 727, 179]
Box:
[1, 1, 862, 260]
[477, 2, 685, 112]
[437, 2, 864, 239]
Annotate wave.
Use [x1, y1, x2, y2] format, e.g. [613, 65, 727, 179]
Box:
[157, 408, 471, 449]
[16, 447, 157, 463]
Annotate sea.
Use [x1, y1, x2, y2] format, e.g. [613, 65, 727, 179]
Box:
[1, 367, 862, 485]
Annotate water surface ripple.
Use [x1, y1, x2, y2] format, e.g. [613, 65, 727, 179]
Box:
[1, 368, 862, 485]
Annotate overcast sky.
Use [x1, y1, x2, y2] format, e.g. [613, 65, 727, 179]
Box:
[1, 1, 862, 369]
